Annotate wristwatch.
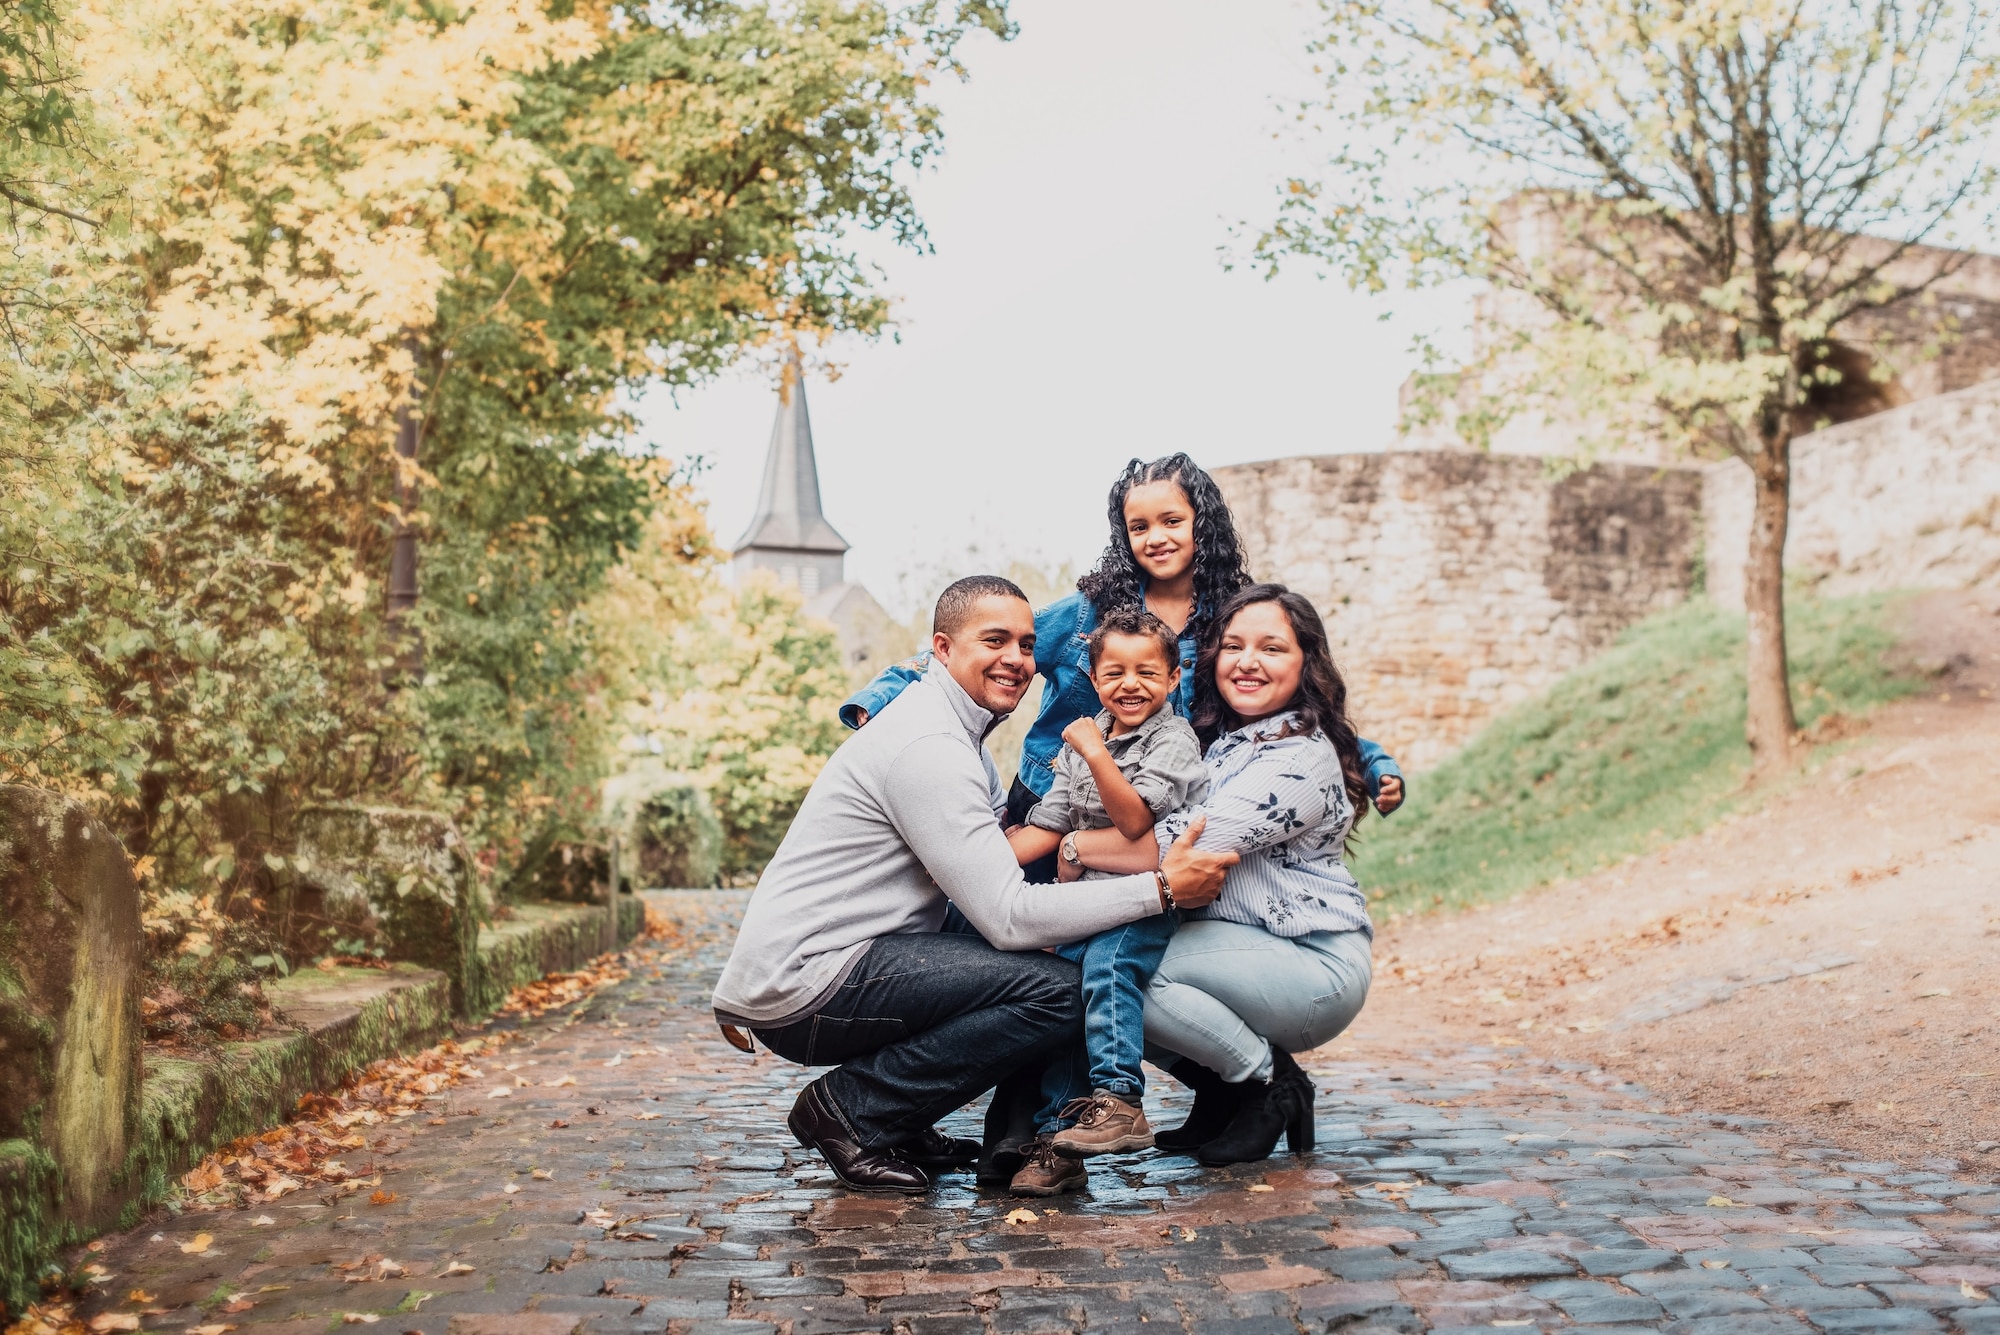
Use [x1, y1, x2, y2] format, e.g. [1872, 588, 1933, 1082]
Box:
[1060, 831, 1082, 868]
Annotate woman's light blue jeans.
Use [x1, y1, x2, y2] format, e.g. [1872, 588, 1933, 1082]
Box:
[1142, 919, 1373, 1082]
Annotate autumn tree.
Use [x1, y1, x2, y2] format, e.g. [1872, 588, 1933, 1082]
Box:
[1258, 0, 2000, 773]
[0, 0, 1010, 905]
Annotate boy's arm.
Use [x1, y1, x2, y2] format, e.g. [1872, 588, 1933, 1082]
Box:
[1060, 718, 1155, 840]
[1006, 825, 1063, 866]
[1357, 735, 1406, 815]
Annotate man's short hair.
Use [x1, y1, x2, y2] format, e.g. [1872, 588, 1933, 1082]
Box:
[1086, 605, 1179, 669]
[933, 575, 1030, 636]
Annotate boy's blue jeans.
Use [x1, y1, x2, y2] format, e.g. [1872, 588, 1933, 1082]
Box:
[1035, 910, 1179, 1132]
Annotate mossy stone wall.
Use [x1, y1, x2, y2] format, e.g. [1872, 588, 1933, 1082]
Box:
[0, 786, 144, 1309]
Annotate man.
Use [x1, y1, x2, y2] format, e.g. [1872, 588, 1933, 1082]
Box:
[712, 575, 1236, 1192]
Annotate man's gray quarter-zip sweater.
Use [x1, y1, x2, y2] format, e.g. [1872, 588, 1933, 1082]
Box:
[711, 663, 1164, 1028]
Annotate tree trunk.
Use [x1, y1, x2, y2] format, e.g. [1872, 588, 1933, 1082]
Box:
[1742, 442, 1798, 774]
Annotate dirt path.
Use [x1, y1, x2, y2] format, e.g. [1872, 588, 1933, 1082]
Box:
[1348, 590, 2000, 1169]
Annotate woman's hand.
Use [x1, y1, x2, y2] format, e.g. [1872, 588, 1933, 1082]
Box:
[1056, 851, 1084, 883]
[1374, 775, 1403, 815]
[1158, 816, 1236, 908]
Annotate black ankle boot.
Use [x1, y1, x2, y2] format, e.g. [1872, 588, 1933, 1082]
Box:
[1154, 1059, 1245, 1152]
[1196, 1048, 1314, 1166]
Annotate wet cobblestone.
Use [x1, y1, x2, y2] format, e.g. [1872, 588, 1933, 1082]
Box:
[72, 891, 2000, 1334]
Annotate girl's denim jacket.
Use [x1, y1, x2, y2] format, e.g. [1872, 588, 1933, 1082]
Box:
[839, 591, 1404, 805]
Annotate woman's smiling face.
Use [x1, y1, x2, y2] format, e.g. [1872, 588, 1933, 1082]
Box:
[1215, 600, 1303, 722]
[1123, 480, 1195, 585]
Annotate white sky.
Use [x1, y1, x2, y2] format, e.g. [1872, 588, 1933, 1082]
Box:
[633, 0, 1463, 618]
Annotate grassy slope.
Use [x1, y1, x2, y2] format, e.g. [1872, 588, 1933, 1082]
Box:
[1349, 593, 1920, 917]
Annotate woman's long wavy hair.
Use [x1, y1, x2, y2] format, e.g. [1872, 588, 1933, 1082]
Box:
[1075, 454, 1253, 647]
[1190, 584, 1369, 824]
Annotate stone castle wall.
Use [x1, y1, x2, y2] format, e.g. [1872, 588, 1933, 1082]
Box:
[1216, 452, 1704, 771]
[1704, 377, 2000, 610]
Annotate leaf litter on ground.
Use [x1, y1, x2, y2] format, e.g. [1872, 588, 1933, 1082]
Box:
[168, 941, 670, 1213]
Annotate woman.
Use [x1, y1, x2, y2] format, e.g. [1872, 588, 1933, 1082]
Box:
[842, 456, 1403, 851]
[1063, 584, 1375, 1166]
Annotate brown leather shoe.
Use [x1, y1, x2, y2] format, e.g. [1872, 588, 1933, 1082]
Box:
[787, 1080, 930, 1194]
[1050, 1091, 1154, 1158]
[1008, 1135, 1088, 1197]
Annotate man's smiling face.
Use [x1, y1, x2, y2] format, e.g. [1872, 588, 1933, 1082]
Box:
[933, 594, 1036, 716]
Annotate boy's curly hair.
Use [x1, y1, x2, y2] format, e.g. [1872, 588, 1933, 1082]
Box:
[1076, 454, 1253, 646]
[1084, 605, 1179, 670]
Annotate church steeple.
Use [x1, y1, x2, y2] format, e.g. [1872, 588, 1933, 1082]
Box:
[732, 352, 849, 596]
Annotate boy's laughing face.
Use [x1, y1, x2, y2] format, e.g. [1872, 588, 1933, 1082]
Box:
[1090, 631, 1180, 733]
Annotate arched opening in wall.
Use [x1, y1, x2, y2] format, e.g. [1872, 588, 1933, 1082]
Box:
[1794, 340, 1909, 433]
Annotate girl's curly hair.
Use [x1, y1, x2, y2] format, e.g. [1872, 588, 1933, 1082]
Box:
[1075, 454, 1253, 646]
[1189, 583, 1369, 827]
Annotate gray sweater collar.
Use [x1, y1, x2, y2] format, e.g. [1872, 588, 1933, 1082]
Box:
[927, 660, 1006, 741]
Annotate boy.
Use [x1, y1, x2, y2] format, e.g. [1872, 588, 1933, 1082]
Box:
[1003, 606, 1208, 1195]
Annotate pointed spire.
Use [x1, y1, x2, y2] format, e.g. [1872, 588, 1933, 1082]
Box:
[732, 350, 850, 556]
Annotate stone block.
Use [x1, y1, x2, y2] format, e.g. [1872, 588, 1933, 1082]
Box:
[295, 805, 484, 1010]
[0, 785, 144, 1307]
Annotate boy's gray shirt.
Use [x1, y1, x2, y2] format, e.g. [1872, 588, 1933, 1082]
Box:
[711, 664, 1165, 1028]
[1027, 708, 1208, 881]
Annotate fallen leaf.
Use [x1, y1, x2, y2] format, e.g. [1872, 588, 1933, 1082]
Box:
[503, 1183, 521, 1194]
[181, 1161, 225, 1193]
[178, 1233, 214, 1255]
[632, 1113, 662, 1121]
[126, 1291, 155, 1304]
[1179, 1228, 1197, 1241]
[1702, 1259, 1731, 1269]
[1042, 1209, 1060, 1217]
[545, 1075, 577, 1088]
[584, 1106, 606, 1116]
[487, 1088, 510, 1099]
[369, 1191, 397, 1206]
[1004, 1208, 1038, 1225]
[1965, 1280, 1992, 1301]
[530, 1169, 553, 1181]
[548, 1120, 569, 1129]
[436, 1263, 475, 1278]
[220, 1299, 254, 1314]
[251, 1216, 276, 1227]
[1248, 1183, 1275, 1193]
[1706, 1196, 1738, 1209]
[1592, 1150, 1634, 1160]
[426, 1118, 447, 1127]
[87, 1314, 139, 1332]
[188, 1325, 235, 1335]
[342, 1315, 380, 1325]
[1918, 988, 1952, 999]
[1748, 1070, 1780, 1080]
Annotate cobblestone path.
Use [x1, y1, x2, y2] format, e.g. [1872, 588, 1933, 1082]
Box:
[77, 892, 2000, 1335]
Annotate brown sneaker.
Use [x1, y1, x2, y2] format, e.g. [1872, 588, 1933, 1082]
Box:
[1050, 1092, 1153, 1158]
[1008, 1135, 1088, 1196]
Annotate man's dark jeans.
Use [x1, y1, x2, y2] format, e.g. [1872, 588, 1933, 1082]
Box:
[753, 932, 1082, 1150]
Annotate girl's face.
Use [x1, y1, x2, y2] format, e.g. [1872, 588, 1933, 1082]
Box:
[1215, 600, 1303, 722]
[1123, 480, 1196, 586]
